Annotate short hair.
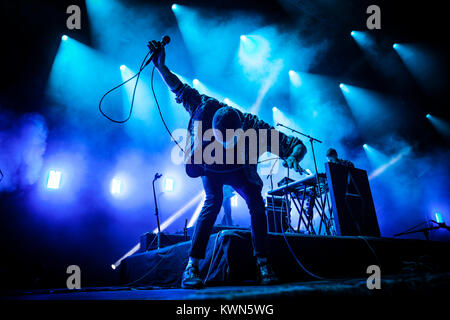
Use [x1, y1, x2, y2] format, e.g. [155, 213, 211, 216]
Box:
[212, 107, 242, 141]
[326, 148, 338, 158]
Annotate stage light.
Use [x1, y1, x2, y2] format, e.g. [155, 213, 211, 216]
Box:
[171, 3, 177, 10]
[187, 192, 206, 228]
[351, 31, 356, 37]
[120, 65, 126, 71]
[240, 35, 247, 41]
[363, 144, 368, 149]
[288, 70, 301, 87]
[61, 35, 68, 41]
[435, 212, 444, 223]
[367, 146, 411, 180]
[164, 177, 174, 192]
[154, 192, 203, 233]
[111, 243, 141, 270]
[111, 178, 122, 195]
[426, 113, 431, 119]
[231, 195, 238, 207]
[47, 170, 62, 189]
[193, 78, 199, 86]
[224, 98, 231, 104]
[272, 107, 278, 112]
[393, 43, 398, 49]
[339, 83, 350, 93]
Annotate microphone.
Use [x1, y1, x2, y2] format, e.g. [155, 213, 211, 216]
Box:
[154, 173, 163, 180]
[144, 35, 171, 67]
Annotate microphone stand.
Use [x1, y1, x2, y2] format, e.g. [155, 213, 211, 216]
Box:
[152, 173, 163, 249]
[277, 123, 322, 190]
[276, 123, 326, 217]
[394, 220, 449, 240]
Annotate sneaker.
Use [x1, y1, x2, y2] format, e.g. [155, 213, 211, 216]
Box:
[257, 258, 279, 285]
[181, 265, 203, 289]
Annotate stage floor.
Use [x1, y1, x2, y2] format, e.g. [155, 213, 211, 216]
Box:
[3, 272, 449, 300]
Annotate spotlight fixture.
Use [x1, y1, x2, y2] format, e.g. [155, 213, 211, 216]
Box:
[111, 178, 122, 195]
[164, 178, 174, 192]
[61, 35, 68, 41]
[47, 170, 62, 189]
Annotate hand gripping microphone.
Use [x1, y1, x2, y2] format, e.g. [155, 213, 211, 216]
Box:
[144, 35, 171, 67]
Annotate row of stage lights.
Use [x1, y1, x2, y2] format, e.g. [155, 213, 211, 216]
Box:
[46, 170, 240, 206]
[59, 26, 424, 110]
[47, 170, 174, 194]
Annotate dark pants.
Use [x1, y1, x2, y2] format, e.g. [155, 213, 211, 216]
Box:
[189, 169, 268, 259]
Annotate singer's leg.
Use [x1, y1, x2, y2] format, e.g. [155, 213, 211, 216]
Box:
[230, 172, 278, 285]
[182, 174, 223, 289]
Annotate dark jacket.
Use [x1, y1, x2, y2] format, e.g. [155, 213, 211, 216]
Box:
[173, 83, 305, 187]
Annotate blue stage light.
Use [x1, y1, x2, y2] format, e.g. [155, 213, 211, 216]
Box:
[47, 170, 62, 189]
[393, 43, 398, 49]
[120, 65, 126, 71]
[339, 83, 350, 93]
[171, 4, 177, 10]
[111, 178, 122, 195]
[240, 35, 247, 41]
[224, 98, 231, 104]
[351, 31, 356, 37]
[426, 113, 431, 119]
[193, 78, 199, 86]
[288, 70, 301, 87]
[164, 177, 174, 192]
[61, 35, 68, 41]
[363, 144, 368, 149]
[231, 195, 238, 207]
[435, 212, 444, 223]
[272, 107, 278, 112]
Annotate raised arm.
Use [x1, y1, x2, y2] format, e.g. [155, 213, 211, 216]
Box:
[147, 40, 182, 91]
[147, 40, 205, 115]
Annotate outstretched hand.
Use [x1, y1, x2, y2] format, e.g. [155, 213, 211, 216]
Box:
[283, 156, 305, 173]
[147, 40, 165, 69]
[282, 144, 306, 174]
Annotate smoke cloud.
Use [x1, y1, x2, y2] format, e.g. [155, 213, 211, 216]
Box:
[0, 109, 48, 192]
